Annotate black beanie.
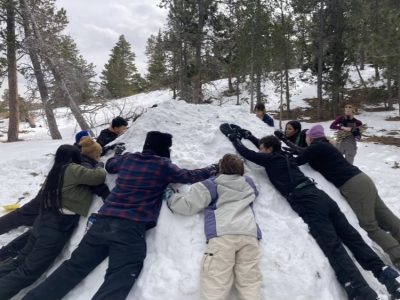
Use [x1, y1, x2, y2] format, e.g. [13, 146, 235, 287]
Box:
[143, 131, 173, 158]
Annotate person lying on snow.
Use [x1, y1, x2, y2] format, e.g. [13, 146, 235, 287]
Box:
[220, 123, 400, 300]
[166, 153, 262, 300]
[276, 124, 400, 271]
[0, 144, 106, 300]
[23, 131, 218, 300]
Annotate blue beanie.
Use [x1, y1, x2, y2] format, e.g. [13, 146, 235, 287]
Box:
[75, 130, 90, 144]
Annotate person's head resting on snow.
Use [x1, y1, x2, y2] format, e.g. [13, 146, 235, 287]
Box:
[305, 124, 325, 146]
[142, 131, 173, 158]
[285, 120, 301, 139]
[79, 136, 102, 161]
[219, 153, 244, 176]
[254, 102, 267, 120]
[258, 135, 282, 154]
[110, 116, 128, 136]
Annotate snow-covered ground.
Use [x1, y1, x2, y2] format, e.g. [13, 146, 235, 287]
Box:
[0, 65, 399, 299]
[0, 94, 399, 299]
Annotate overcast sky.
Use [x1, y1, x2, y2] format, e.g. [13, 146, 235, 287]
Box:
[55, 0, 168, 76]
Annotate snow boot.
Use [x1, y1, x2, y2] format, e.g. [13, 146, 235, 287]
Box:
[379, 266, 400, 299]
[344, 282, 379, 300]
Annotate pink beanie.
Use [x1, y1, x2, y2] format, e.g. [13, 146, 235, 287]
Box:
[306, 125, 325, 139]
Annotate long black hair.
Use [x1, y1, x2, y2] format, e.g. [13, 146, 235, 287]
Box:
[41, 145, 81, 213]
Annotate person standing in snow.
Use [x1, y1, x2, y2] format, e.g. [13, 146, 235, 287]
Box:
[220, 123, 400, 300]
[281, 124, 400, 270]
[96, 116, 128, 155]
[330, 103, 363, 164]
[166, 153, 262, 300]
[0, 144, 106, 300]
[254, 103, 274, 127]
[23, 131, 217, 300]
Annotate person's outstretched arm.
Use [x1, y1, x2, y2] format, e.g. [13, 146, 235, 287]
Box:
[231, 138, 271, 167]
[167, 182, 212, 216]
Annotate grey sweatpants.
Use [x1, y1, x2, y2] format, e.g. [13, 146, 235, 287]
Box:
[340, 172, 400, 265]
[336, 137, 357, 164]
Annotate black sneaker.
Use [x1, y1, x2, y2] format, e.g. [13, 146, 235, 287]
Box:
[378, 266, 400, 299]
[344, 282, 379, 300]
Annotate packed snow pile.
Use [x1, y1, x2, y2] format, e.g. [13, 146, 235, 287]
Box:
[1, 99, 400, 299]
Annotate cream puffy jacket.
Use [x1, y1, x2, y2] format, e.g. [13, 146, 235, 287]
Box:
[167, 174, 261, 240]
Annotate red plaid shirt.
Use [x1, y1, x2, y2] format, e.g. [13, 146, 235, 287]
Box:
[98, 151, 214, 228]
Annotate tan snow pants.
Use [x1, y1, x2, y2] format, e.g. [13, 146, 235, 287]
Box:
[200, 235, 262, 300]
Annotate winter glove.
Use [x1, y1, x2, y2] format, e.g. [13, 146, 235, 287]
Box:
[282, 146, 301, 156]
[227, 131, 242, 142]
[114, 144, 126, 155]
[239, 128, 252, 139]
[210, 163, 219, 175]
[162, 187, 176, 202]
[274, 130, 287, 141]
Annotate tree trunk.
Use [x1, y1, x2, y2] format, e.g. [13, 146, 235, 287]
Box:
[317, 3, 324, 120]
[192, 0, 207, 104]
[20, 0, 62, 139]
[6, 0, 19, 142]
[387, 77, 392, 110]
[284, 67, 290, 118]
[355, 64, 367, 89]
[374, 65, 380, 81]
[398, 72, 400, 116]
[255, 71, 262, 103]
[21, 0, 91, 132]
[228, 76, 234, 92]
[236, 75, 240, 105]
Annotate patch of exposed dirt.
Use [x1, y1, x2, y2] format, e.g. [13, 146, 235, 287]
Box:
[362, 136, 400, 147]
[386, 116, 400, 121]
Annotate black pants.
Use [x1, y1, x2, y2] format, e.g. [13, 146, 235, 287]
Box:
[23, 216, 147, 300]
[288, 185, 385, 287]
[0, 193, 41, 235]
[0, 211, 79, 300]
[0, 193, 41, 262]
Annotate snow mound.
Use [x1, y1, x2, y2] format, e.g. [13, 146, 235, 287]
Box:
[7, 100, 394, 299]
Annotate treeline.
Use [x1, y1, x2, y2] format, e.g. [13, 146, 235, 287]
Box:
[0, 0, 399, 141]
[145, 0, 400, 117]
[0, 0, 146, 141]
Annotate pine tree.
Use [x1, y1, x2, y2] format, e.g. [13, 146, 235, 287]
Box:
[101, 35, 144, 99]
[145, 31, 168, 89]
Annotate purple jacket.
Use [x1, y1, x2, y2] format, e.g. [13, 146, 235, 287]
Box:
[98, 150, 214, 228]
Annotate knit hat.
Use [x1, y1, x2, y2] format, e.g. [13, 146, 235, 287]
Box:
[143, 131, 172, 158]
[306, 125, 325, 139]
[75, 130, 90, 144]
[79, 137, 102, 160]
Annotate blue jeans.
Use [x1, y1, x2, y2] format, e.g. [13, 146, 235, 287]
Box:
[23, 216, 147, 300]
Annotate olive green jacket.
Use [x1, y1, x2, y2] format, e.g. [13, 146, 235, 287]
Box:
[62, 163, 106, 216]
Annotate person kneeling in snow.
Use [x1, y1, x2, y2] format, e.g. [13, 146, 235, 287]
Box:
[166, 153, 262, 300]
[23, 131, 217, 300]
[220, 123, 400, 300]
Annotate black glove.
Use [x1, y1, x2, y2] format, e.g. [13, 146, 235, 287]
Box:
[282, 146, 301, 156]
[227, 131, 241, 142]
[274, 130, 287, 141]
[240, 129, 252, 139]
[114, 144, 126, 155]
